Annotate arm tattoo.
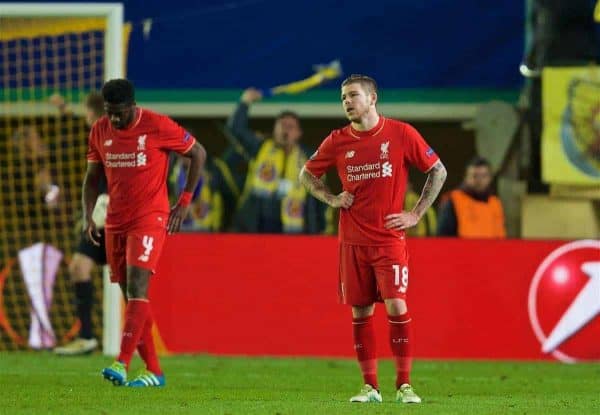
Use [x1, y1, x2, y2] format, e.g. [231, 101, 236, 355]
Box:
[412, 160, 447, 218]
[299, 168, 334, 206]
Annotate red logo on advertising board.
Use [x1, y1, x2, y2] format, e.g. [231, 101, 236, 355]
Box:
[528, 240, 600, 362]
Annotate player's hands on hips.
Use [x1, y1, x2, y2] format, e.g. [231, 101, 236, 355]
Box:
[329, 191, 354, 209]
[241, 88, 263, 104]
[384, 211, 419, 231]
[83, 215, 101, 246]
[167, 204, 190, 234]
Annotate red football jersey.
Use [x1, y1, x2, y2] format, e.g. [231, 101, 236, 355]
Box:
[304, 116, 439, 246]
[87, 108, 195, 231]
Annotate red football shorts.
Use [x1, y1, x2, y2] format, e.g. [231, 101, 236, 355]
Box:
[338, 242, 410, 306]
[105, 224, 167, 284]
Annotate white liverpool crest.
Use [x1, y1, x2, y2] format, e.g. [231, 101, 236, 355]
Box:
[380, 141, 389, 159]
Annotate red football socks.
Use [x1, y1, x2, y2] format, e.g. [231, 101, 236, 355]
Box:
[117, 299, 150, 368]
[352, 315, 378, 389]
[389, 313, 412, 388]
[137, 312, 162, 375]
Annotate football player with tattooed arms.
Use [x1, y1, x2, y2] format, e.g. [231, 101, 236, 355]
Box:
[300, 74, 447, 404]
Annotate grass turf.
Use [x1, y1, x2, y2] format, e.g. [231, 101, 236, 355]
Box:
[0, 353, 598, 414]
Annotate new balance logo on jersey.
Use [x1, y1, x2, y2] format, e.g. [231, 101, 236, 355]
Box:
[104, 139, 112, 147]
[345, 150, 355, 159]
[136, 153, 147, 166]
[137, 135, 147, 150]
[380, 141, 390, 159]
[138, 235, 154, 262]
[382, 161, 393, 177]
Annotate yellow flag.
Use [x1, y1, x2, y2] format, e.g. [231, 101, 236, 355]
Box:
[269, 60, 342, 95]
[541, 67, 600, 185]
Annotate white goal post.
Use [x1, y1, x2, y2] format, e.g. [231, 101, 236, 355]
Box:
[1, 3, 124, 356]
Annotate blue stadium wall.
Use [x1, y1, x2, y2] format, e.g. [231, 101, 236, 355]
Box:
[20, 0, 526, 90]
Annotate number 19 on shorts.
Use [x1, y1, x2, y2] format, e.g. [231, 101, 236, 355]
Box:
[393, 264, 408, 293]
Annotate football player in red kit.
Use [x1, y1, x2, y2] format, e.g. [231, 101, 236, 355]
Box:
[83, 79, 206, 387]
[300, 75, 447, 403]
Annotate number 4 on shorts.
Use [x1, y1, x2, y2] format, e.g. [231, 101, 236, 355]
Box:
[138, 235, 154, 262]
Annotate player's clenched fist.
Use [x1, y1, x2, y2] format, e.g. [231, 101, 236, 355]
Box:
[384, 211, 419, 230]
[329, 191, 354, 209]
[241, 88, 263, 104]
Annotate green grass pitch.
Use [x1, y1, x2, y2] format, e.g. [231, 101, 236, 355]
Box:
[0, 353, 598, 414]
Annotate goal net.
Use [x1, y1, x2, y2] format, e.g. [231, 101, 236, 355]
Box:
[0, 4, 128, 354]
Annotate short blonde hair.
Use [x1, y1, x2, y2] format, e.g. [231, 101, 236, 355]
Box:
[341, 74, 378, 94]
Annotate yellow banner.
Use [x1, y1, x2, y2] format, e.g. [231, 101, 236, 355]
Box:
[542, 67, 600, 184]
